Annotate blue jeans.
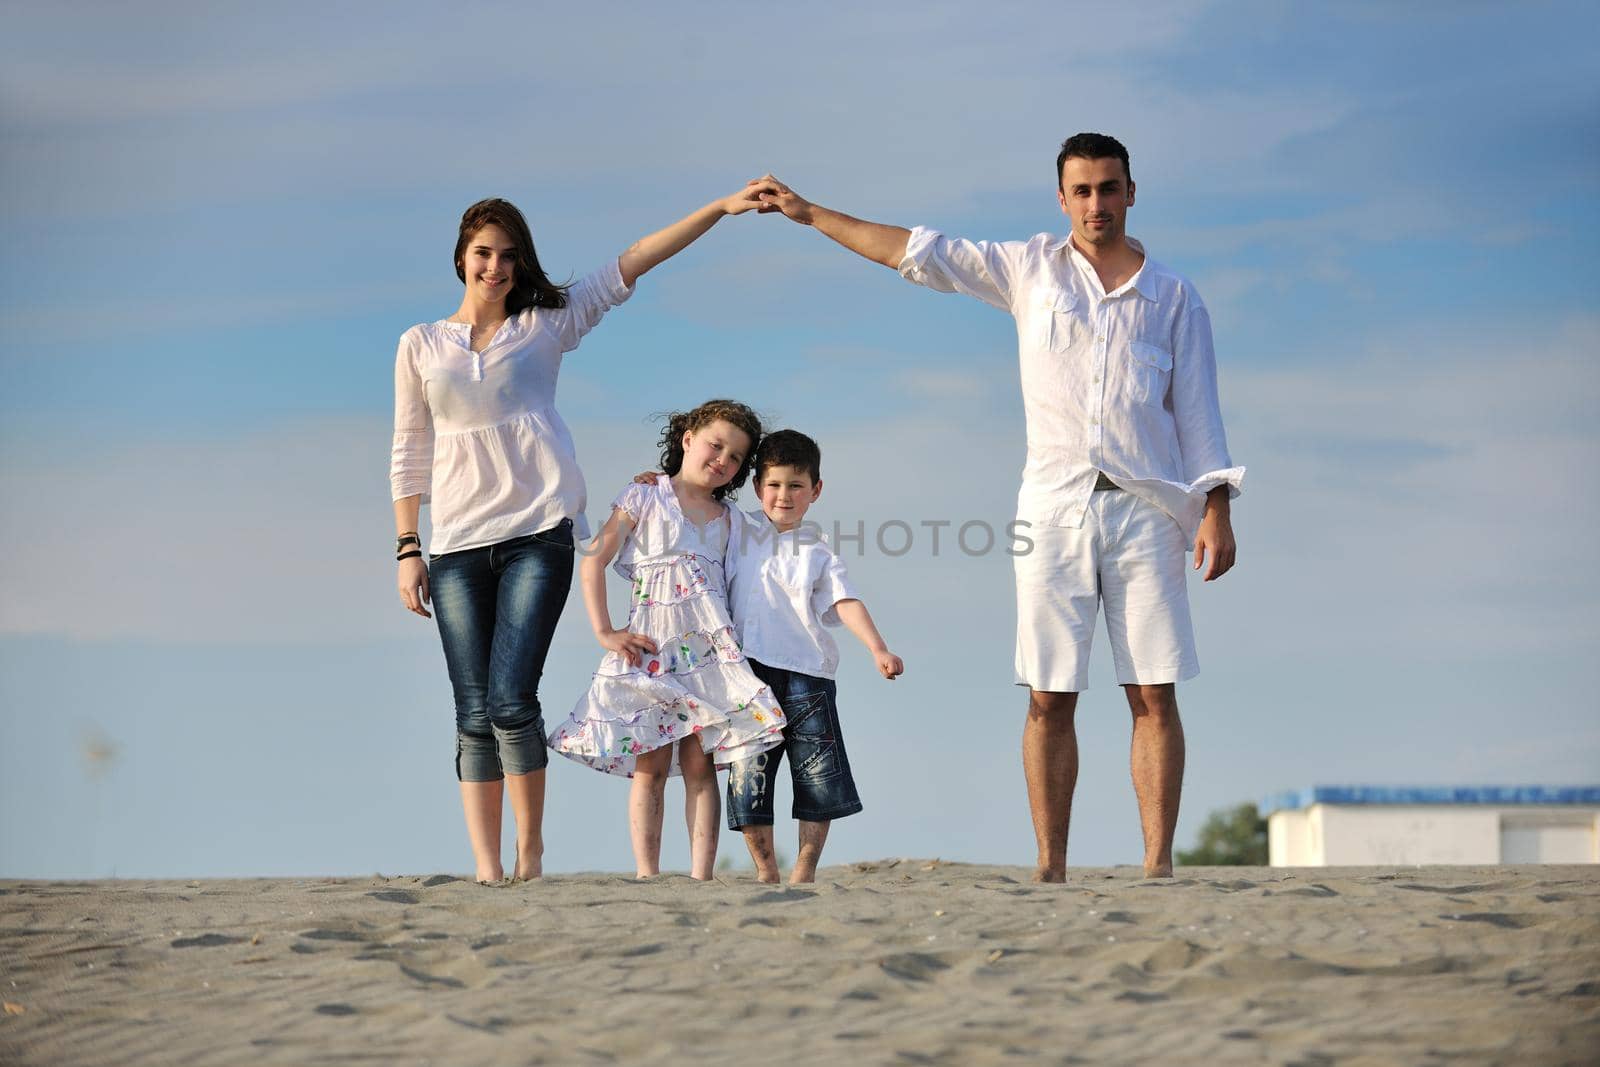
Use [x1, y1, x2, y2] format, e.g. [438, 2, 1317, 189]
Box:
[726, 659, 863, 827]
[430, 521, 574, 781]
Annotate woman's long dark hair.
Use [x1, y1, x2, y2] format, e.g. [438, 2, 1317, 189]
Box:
[454, 198, 568, 313]
[657, 399, 764, 501]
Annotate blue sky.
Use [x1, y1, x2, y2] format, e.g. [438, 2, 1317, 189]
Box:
[2, 1, 1597, 878]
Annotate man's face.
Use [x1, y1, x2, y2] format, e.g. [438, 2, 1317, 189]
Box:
[1057, 156, 1135, 250]
[755, 464, 821, 532]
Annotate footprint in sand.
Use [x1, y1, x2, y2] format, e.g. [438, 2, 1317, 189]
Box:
[1439, 912, 1535, 930]
[170, 933, 245, 948]
[367, 889, 420, 904]
[299, 928, 374, 942]
[878, 952, 950, 982]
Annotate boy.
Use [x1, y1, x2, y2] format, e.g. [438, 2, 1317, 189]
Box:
[724, 430, 903, 883]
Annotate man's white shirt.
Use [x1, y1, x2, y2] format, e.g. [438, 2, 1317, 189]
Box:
[726, 511, 860, 680]
[899, 227, 1244, 540]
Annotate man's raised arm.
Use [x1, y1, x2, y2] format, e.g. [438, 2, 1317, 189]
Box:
[750, 175, 909, 269]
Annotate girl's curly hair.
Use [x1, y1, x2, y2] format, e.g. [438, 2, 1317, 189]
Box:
[657, 399, 763, 501]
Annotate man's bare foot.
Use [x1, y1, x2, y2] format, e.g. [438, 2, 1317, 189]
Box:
[1142, 863, 1173, 878]
[1032, 866, 1066, 883]
[754, 869, 780, 884]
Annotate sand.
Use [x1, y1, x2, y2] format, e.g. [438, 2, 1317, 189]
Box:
[3, 862, 1596, 1065]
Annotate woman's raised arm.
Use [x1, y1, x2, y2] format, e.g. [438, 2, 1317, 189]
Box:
[617, 185, 766, 288]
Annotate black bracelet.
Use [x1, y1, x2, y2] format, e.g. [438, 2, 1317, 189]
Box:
[397, 550, 422, 561]
[396, 533, 420, 550]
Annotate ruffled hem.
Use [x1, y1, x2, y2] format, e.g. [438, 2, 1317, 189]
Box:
[548, 675, 786, 779]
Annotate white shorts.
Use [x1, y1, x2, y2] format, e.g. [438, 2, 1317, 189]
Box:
[1013, 491, 1199, 692]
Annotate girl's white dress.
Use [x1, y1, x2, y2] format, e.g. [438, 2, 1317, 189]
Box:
[548, 477, 786, 778]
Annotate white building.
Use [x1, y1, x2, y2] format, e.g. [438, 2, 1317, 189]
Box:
[1262, 787, 1600, 867]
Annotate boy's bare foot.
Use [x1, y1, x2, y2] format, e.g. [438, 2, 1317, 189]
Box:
[1031, 866, 1065, 883]
[742, 826, 781, 883]
[790, 820, 828, 885]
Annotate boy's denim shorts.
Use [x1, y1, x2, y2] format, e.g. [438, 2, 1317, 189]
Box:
[726, 659, 863, 828]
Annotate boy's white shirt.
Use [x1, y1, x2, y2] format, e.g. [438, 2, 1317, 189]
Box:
[725, 506, 860, 680]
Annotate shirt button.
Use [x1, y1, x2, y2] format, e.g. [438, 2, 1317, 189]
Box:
[1096, 336, 1105, 343]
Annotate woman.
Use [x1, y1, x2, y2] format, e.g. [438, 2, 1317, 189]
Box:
[391, 187, 763, 882]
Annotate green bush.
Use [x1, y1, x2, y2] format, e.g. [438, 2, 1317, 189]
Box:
[1176, 802, 1268, 866]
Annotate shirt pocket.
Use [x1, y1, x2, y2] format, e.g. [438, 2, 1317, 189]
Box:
[1032, 286, 1079, 351]
[1127, 340, 1174, 405]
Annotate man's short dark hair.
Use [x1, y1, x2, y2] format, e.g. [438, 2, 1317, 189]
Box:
[754, 429, 822, 484]
[1056, 132, 1131, 189]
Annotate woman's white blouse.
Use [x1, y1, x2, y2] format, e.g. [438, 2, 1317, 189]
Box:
[389, 261, 633, 555]
[726, 511, 861, 680]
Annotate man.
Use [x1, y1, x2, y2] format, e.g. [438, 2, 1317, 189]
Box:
[751, 132, 1244, 880]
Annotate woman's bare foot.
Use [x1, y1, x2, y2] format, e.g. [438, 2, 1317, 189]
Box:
[475, 864, 504, 885]
[514, 842, 543, 881]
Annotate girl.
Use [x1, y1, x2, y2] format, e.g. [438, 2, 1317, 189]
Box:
[548, 400, 786, 879]
[392, 189, 764, 885]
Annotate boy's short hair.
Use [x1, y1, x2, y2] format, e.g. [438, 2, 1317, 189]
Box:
[754, 429, 822, 484]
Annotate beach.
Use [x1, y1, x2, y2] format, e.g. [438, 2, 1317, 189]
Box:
[3, 862, 1596, 1065]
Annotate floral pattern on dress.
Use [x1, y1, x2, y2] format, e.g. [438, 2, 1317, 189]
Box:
[547, 477, 786, 778]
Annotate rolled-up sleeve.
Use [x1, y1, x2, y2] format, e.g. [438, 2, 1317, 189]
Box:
[557, 258, 636, 352]
[813, 552, 861, 627]
[898, 226, 1020, 312]
[1171, 303, 1245, 498]
[389, 331, 434, 503]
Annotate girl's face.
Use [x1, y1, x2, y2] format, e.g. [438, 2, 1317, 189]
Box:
[679, 419, 752, 491]
[459, 224, 516, 305]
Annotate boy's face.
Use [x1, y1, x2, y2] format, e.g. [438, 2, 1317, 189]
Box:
[755, 464, 822, 532]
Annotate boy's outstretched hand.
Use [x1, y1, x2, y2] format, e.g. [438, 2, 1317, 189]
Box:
[633, 470, 661, 485]
[874, 650, 905, 680]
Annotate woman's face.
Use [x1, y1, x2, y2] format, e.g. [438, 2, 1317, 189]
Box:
[459, 224, 516, 305]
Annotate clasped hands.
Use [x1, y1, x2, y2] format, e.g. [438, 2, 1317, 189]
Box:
[717, 175, 815, 223]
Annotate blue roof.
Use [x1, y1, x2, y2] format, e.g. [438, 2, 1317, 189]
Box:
[1260, 786, 1600, 815]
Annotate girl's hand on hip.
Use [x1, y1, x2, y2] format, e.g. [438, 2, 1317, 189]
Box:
[599, 628, 659, 667]
[398, 556, 431, 618]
